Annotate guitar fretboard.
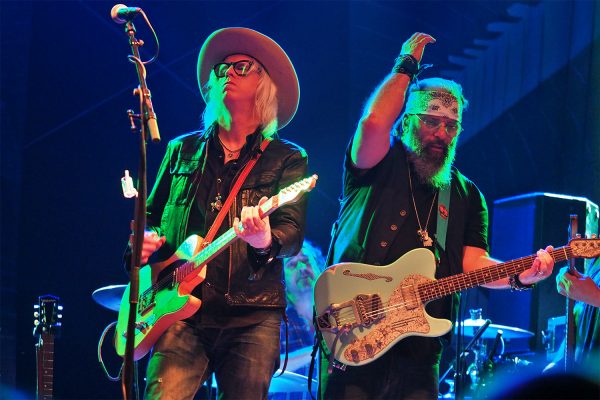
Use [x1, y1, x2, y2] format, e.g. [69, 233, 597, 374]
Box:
[140, 175, 316, 298]
[175, 228, 238, 282]
[418, 246, 572, 302]
[174, 196, 278, 283]
[37, 333, 55, 400]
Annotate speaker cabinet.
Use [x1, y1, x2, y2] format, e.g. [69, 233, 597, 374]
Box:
[489, 192, 598, 352]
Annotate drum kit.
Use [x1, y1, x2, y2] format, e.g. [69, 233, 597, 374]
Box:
[92, 285, 317, 396]
[440, 308, 536, 399]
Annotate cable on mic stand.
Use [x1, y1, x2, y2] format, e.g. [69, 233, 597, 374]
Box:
[110, 4, 161, 400]
[480, 330, 503, 392]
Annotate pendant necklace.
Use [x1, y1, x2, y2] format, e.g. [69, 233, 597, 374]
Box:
[408, 167, 437, 247]
[211, 136, 243, 211]
[210, 177, 223, 212]
[218, 135, 244, 159]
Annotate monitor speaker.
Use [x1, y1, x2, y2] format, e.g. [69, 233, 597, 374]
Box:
[489, 193, 598, 352]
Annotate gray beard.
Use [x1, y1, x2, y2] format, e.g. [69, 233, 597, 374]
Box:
[402, 131, 457, 189]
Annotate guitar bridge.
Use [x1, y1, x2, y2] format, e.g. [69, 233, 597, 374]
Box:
[316, 293, 384, 332]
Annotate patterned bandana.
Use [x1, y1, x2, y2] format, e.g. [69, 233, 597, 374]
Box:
[405, 90, 462, 122]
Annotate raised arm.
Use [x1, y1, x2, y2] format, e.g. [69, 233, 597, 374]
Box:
[351, 32, 436, 169]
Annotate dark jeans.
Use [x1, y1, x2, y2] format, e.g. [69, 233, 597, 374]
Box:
[144, 317, 281, 400]
[319, 337, 440, 400]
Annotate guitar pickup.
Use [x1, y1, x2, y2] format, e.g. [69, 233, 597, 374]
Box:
[138, 291, 156, 315]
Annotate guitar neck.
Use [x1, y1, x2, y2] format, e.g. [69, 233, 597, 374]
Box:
[168, 174, 317, 284]
[174, 198, 280, 282]
[174, 228, 238, 282]
[36, 333, 55, 400]
[419, 246, 573, 302]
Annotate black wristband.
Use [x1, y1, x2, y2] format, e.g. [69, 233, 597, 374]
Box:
[509, 274, 536, 291]
[254, 244, 271, 255]
[393, 54, 419, 78]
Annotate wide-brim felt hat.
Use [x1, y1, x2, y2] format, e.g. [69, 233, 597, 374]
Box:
[197, 27, 299, 130]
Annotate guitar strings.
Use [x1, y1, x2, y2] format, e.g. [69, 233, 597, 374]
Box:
[327, 247, 571, 327]
[332, 263, 521, 326]
[136, 177, 319, 306]
[139, 230, 237, 303]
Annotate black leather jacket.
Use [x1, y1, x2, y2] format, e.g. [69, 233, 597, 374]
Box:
[146, 126, 308, 308]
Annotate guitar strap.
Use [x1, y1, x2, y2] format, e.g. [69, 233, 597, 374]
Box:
[203, 138, 271, 245]
[307, 331, 319, 400]
[435, 183, 451, 252]
[274, 310, 289, 378]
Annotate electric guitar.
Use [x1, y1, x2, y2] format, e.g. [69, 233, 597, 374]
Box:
[33, 295, 63, 400]
[314, 238, 600, 367]
[115, 174, 318, 360]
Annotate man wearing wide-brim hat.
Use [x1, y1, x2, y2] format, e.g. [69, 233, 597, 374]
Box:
[139, 27, 308, 399]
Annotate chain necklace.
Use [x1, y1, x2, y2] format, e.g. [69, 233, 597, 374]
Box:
[218, 135, 244, 158]
[211, 136, 243, 211]
[210, 134, 241, 211]
[407, 166, 437, 247]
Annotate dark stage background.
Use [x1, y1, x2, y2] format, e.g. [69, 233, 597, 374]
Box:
[2, 1, 599, 398]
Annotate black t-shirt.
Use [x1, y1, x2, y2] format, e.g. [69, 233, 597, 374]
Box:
[329, 136, 489, 364]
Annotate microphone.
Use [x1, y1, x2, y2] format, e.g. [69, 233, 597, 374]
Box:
[133, 87, 161, 142]
[145, 104, 160, 142]
[111, 4, 142, 24]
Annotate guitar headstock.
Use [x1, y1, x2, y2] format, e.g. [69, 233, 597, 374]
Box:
[33, 295, 62, 339]
[568, 237, 600, 259]
[256, 175, 317, 219]
[275, 174, 318, 207]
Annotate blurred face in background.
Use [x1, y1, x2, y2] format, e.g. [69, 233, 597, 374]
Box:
[284, 249, 320, 306]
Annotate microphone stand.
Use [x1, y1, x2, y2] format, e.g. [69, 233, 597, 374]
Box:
[453, 319, 491, 400]
[120, 19, 159, 400]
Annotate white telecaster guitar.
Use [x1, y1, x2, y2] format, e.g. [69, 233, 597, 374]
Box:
[115, 175, 317, 360]
[314, 238, 600, 367]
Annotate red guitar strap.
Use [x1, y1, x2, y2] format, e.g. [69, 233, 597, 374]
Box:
[203, 138, 271, 245]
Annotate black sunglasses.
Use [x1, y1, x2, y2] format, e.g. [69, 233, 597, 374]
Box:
[213, 60, 260, 78]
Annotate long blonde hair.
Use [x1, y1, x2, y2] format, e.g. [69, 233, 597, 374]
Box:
[202, 60, 279, 138]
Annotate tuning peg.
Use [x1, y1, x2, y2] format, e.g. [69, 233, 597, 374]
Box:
[34, 311, 39, 318]
[57, 314, 63, 319]
[58, 305, 64, 311]
[34, 320, 39, 326]
[34, 305, 39, 309]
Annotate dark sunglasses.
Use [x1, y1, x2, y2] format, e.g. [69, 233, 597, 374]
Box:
[213, 60, 260, 78]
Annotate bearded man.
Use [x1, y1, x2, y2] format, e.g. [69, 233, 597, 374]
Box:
[319, 32, 555, 399]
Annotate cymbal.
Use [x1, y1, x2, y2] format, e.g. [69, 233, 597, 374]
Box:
[457, 318, 534, 340]
[92, 284, 126, 311]
[206, 370, 316, 394]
